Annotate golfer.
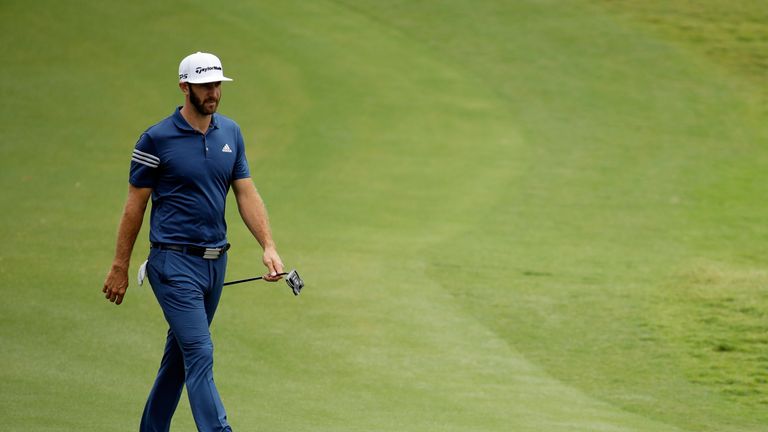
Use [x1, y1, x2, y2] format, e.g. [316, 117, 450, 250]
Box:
[102, 51, 283, 431]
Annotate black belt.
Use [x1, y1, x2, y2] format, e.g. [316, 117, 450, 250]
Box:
[151, 243, 230, 259]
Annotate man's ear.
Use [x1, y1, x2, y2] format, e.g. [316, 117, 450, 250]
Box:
[179, 82, 189, 94]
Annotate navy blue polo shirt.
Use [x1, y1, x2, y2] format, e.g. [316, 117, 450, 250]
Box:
[129, 107, 251, 247]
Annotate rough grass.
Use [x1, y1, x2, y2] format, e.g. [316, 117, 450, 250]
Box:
[595, 1, 768, 96]
[593, 0, 768, 411]
[655, 262, 768, 406]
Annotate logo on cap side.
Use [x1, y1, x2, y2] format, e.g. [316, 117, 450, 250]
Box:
[195, 66, 223, 74]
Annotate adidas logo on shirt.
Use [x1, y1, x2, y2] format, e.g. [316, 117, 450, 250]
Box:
[222, 144, 232, 153]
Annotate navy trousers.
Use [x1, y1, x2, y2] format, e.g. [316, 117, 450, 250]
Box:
[140, 248, 232, 432]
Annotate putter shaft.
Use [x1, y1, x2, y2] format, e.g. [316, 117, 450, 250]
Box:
[223, 272, 288, 286]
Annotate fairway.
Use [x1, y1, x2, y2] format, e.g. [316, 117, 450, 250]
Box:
[1, 1, 767, 431]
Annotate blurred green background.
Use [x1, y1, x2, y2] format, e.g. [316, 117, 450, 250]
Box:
[1, 1, 767, 430]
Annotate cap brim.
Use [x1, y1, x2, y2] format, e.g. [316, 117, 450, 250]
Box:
[184, 76, 233, 84]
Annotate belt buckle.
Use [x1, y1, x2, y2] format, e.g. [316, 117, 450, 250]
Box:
[202, 247, 222, 260]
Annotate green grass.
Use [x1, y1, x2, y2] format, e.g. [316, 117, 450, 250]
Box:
[596, 0, 768, 89]
[592, 0, 768, 412]
[1, 0, 768, 430]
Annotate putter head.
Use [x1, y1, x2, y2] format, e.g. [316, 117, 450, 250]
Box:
[285, 269, 304, 296]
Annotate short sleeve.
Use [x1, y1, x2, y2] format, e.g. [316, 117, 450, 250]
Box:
[129, 133, 160, 188]
[232, 127, 251, 180]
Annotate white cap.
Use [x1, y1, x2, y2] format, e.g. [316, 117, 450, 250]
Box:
[178, 52, 233, 84]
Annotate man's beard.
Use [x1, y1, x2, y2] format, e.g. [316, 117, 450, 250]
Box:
[190, 86, 219, 115]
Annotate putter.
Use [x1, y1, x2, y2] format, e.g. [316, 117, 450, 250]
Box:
[137, 261, 304, 296]
[224, 269, 305, 296]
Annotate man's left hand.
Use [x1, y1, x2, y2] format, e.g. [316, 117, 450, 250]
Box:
[262, 247, 284, 282]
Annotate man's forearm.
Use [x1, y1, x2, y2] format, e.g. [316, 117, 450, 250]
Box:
[233, 179, 276, 250]
[238, 191, 275, 249]
[231, 178, 284, 279]
[112, 186, 151, 270]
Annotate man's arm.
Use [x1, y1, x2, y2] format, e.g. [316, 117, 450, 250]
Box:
[102, 185, 152, 305]
[231, 178, 284, 281]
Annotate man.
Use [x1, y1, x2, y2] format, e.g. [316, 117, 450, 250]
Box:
[102, 51, 283, 431]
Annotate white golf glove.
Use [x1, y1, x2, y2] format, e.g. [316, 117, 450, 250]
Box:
[137, 260, 148, 286]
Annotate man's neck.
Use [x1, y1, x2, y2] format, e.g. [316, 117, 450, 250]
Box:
[180, 104, 212, 133]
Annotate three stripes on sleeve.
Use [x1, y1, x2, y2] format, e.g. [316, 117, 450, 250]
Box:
[132, 149, 160, 168]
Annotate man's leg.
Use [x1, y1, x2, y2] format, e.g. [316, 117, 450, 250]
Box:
[140, 330, 185, 432]
[141, 249, 186, 432]
[147, 250, 232, 432]
[191, 252, 229, 429]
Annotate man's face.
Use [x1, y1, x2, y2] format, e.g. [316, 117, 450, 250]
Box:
[188, 82, 222, 115]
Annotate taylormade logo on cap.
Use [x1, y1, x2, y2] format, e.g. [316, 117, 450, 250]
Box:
[195, 66, 222, 74]
[178, 52, 233, 84]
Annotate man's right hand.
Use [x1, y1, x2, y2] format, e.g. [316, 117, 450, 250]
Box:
[103, 265, 129, 305]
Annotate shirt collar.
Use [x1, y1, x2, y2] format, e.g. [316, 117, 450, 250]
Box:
[171, 106, 219, 132]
